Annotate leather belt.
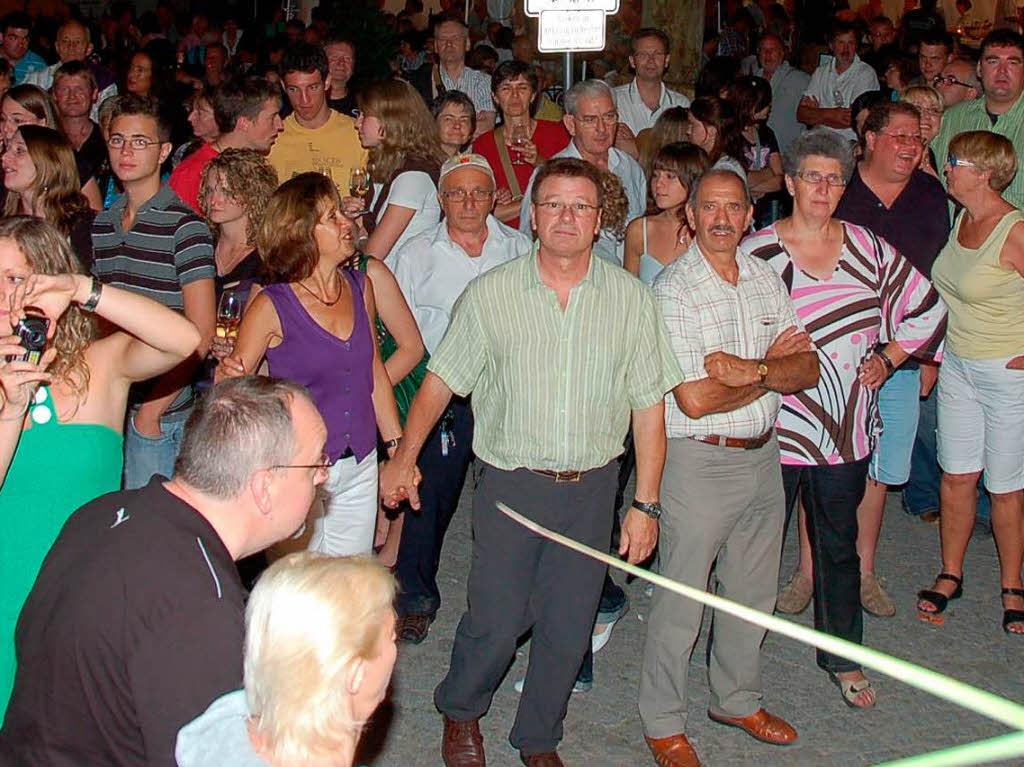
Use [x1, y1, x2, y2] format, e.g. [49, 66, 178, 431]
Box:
[690, 430, 773, 450]
[527, 468, 591, 483]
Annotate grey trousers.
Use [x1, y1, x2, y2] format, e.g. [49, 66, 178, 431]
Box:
[434, 461, 616, 755]
[639, 436, 786, 738]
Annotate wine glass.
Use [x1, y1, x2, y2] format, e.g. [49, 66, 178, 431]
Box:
[508, 123, 527, 164]
[832, 88, 845, 108]
[216, 289, 242, 341]
[348, 167, 372, 216]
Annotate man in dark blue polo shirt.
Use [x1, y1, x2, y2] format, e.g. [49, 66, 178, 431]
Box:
[92, 94, 216, 489]
[834, 99, 949, 617]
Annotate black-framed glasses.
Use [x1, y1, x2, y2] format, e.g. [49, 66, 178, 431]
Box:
[270, 452, 335, 476]
[794, 170, 846, 187]
[947, 153, 977, 168]
[933, 74, 973, 89]
[107, 135, 163, 151]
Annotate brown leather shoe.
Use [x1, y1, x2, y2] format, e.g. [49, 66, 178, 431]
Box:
[441, 715, 485, 767]
[397, 613, 434, 644]
[707, 708, 798, 745]
[520, 751, 565, 766]
[644, 734, 702, 767]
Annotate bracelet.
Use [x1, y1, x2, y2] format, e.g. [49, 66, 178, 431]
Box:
[631, 499, 663, 520]
[382, 436, 401, 451]
[875, 349, 895, 372]
[80, 276, 103, 313]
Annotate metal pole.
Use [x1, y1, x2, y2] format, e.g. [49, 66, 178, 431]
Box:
[563, 51, 572, 93]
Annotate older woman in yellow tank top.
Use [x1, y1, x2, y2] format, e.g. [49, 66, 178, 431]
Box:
[918, 131, 1024, 636]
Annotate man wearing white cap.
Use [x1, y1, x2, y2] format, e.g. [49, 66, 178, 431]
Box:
[386, 153, 533, 645]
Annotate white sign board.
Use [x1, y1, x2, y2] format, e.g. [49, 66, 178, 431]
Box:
[537, 10, 608, 52]
[526, 0, 618, 12]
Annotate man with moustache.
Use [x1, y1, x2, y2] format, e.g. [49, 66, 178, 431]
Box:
[641, 169, 818, 767]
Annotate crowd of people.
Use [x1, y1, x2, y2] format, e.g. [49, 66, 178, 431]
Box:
[0, 1, 1020, 766]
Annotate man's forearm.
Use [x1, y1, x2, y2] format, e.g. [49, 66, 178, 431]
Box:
[673, 378, 765, 419]
[763, 351, 819, 394]
[630, 401, 665, 503]
[392, 371, 454, 468]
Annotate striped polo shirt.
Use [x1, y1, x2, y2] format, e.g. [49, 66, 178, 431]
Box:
[91, 184, 215, 421]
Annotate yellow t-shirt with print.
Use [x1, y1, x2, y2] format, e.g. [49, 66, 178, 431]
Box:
[267, 110, 368, 195]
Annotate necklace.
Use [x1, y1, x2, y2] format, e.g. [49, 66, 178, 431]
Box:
[296, 277, 345, 306]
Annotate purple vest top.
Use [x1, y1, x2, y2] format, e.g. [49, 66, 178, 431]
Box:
[263, 269, 376, 462]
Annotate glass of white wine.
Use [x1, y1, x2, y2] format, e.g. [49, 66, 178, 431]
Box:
[216, 289, 242, 342]
[348, 167, 372, 216]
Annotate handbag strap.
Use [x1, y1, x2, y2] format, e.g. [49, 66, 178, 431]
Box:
[493, 125, 523, 199]
[432, 65, 446, 99]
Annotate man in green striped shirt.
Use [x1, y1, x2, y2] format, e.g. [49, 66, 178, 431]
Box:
[381, 157, 682, 767]
[931, 29, 1024, 209]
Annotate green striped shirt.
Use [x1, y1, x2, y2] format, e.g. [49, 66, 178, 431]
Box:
[428, 246, 683, 471]
[931, 92, 1024, 209]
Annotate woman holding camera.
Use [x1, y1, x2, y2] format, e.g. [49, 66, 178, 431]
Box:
[0, 216, 202, 717]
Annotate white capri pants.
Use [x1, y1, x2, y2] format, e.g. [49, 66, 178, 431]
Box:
[308, 451, 379, 556]
[937, 349, 1024, 494]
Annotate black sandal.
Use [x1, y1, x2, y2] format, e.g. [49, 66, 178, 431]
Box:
[917, 573, 963, 622]
[1001, 587, 1024, 636]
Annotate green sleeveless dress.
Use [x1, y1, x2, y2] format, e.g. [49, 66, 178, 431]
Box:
[0, 385, 124, 718]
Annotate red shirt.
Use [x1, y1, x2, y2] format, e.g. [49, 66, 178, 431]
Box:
[169, 142, 220, 213]
[472, 120, 570, 229]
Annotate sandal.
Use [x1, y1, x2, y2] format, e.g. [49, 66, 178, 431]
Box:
[861, 573, 895, 617]
[1001, 587, 1024, 635]
[828, 672, 876, 709]
[776, 571, 813, 615]
[917, 573, 963, 624]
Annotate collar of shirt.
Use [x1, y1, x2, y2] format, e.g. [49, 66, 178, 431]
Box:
[560, 138, 627, 175]
[829, 54, 866, 83]
[520, 240, 602, 292]
[964, 88, 1024, 126]
[684, 241, 755, 287]
[627, 78, 669, 112]
[431, 213, 503, 256]
[107, 184, 174, 219]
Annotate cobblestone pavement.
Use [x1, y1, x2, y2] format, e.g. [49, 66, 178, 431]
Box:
[360, 486, 1024, 766]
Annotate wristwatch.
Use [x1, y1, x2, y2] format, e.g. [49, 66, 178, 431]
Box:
[756, 360, 769, 383]
[631, 499, 663, 520]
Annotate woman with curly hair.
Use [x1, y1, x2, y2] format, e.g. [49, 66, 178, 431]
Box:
[0, 85, 103, 210]
[353, 78, 447, 260]
[0, 216, 201, 716]
[2, 125, 95, 269]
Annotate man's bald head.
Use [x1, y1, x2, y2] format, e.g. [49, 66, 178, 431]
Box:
[56, 19, 92, 63]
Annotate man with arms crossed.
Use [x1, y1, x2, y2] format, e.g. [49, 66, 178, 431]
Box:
[641, 169, 819, 767]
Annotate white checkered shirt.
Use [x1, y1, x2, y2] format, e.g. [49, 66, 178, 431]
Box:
[441, 65, 495, 113]
[653, 242, 802, 439]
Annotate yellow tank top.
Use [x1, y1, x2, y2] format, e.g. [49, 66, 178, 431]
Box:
[931, 209, 1024, 360]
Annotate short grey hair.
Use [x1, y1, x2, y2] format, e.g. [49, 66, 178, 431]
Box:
[174, 376, 312, 499]
[783, 126, 855, 181]
[690, 168, 750, 208]
[563, 78, 615, 117]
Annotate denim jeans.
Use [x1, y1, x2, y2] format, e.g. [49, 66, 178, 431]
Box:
[123, 414, 187, 490]
[782, 458, 869, 674]
[902, 386, 991, 523]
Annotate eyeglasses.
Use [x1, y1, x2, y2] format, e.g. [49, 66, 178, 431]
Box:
[794, 170, 846, 187]
[535, 200, 601, 215]
[632, 50, 667, 61]
[576, 111, 618, 127]
[107, 135, 163, 151]
[933, 74, 973, 88]
[947, 153, 977, 167]
[441, 188, 494, 202]
[270, 451, 334, 479]
[878, 130, 925, 146]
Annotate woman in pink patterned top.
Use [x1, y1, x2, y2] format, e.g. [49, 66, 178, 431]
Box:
[742, 127, 946, 709]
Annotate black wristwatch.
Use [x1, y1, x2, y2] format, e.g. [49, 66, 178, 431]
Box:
[631, 499, 663, 520]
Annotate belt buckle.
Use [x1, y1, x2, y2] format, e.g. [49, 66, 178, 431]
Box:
[555, 470, 582, 483]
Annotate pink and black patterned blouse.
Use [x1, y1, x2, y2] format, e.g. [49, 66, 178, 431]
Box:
[743, 221, 947, 466]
